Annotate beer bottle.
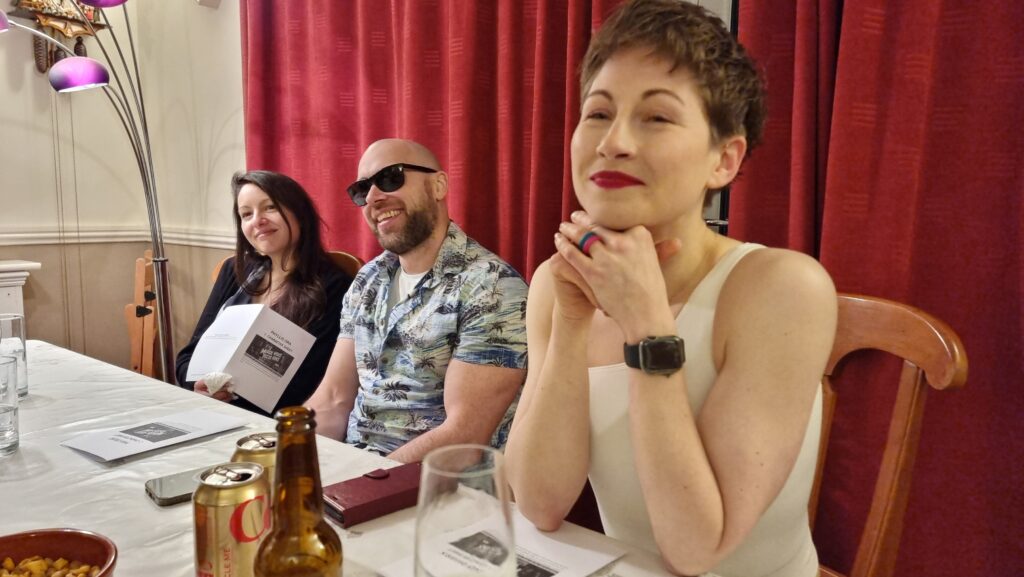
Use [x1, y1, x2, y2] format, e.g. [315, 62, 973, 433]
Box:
[255, 406, 342, 576]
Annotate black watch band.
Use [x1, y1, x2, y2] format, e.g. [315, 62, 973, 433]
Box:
[623, 335, 685, 376]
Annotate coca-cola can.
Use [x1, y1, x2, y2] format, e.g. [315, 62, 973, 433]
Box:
[231, 432, 277, 487]
[193, 462, 271, 577]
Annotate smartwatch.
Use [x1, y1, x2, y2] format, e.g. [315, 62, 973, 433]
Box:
[623, 336, 685, 376]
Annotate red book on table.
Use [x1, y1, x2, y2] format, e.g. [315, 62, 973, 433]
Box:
[323, 461, 422, 528]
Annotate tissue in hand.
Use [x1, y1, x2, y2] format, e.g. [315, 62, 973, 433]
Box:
[203, 372, 234, 395]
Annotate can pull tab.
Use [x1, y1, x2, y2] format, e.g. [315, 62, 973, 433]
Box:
[213, 465, 251, 482]
[254, 434, 275, 448]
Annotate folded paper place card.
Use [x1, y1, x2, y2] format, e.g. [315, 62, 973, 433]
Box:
[323, 461, 422, 528]
[60, 409, 248, 462]
[379, 508, 628, 577]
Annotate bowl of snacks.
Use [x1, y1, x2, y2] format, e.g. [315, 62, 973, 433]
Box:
[0, 528, 116, 576]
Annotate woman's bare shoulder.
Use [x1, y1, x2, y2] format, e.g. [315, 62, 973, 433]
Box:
[718, 247, 836, 329]
[730, 247, 833, 298]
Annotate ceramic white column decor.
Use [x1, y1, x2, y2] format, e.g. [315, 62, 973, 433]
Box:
[0, 261, 41, 318]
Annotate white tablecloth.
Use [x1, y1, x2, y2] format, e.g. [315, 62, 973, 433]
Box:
[0, 341, 672, 577]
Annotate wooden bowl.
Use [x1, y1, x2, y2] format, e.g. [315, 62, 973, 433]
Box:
[0, 528, 117, 576]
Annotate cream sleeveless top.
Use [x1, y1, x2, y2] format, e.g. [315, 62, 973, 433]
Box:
[588, 243, 820, 577]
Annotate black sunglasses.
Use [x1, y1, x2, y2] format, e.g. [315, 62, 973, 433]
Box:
[346, 163, 438, 206]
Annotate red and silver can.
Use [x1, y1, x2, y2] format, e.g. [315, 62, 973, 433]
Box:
[193, 462, 271, 577]
[231, 432, 277, 487]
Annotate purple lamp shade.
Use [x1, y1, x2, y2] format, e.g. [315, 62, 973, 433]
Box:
[0, 11, 10, 33]
[48, 56, 110, 92]
[77, 0, 128, 7]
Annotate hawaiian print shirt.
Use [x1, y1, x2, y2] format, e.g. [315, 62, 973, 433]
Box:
[339, 222, 528, 455]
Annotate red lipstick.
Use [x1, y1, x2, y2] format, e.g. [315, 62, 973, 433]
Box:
[590, 171, 644, 189]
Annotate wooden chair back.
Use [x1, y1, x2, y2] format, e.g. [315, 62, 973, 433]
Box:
[212, 251, 364, 283]
[812, 294, 968, 577]
[328, 250, 364, 278]
[124, 249, 159, 379]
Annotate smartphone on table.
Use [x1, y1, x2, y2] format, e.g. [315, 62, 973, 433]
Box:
[145, 465, 212, 506]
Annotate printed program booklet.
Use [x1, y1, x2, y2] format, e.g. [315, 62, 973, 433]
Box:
[61, 409, 247, 462]
[184, 303, 314, 412]
[381, 508, 626, 577]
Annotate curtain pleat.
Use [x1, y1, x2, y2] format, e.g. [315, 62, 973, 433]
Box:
[242, 0, 619, 281]
[737, 1, 1024, 575]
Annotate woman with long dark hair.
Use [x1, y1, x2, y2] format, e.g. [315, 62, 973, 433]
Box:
[176, 170, 353, 416]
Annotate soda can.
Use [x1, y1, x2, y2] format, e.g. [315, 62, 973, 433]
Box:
[231, 432, 277, 486]
[193, 462, 271, 577]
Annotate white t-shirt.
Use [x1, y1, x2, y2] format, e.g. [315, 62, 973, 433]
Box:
[386, 267, 429, 316]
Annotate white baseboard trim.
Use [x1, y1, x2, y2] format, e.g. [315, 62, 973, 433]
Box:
[0, 226, 235, 250]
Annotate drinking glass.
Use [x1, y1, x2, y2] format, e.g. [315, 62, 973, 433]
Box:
[415, 444, 515, 577]
[0, 355, 19, 456]
[0, 314, 27, 398]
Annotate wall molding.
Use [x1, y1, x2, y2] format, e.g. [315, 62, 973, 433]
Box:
[0, 225, 234, 249]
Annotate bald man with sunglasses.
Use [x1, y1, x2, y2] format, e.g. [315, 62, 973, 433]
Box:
[307, 139, 528, 463]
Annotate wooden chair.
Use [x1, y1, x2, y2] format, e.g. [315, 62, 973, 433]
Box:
[327, 250, 364, 278]
[812, 294, 968, 577]
[211, 250, 364, 283]
[124, 249, 160, 379]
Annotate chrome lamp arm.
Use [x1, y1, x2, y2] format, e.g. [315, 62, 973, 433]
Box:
[0, 5, 175, 383]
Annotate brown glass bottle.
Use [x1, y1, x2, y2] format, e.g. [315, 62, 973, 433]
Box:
[255, 406, 343, 576]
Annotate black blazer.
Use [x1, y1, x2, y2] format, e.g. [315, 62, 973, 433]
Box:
[175, 255, 352, 417]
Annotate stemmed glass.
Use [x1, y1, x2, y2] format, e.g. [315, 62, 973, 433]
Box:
[415, 444, 515, 577]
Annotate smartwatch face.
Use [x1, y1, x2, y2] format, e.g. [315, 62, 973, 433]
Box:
[640, 337, 684, 375]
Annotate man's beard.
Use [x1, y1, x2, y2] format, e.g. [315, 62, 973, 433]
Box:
[375, 202, 437, 255]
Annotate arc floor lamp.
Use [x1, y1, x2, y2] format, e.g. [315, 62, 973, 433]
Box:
[0, 1, 175, 384]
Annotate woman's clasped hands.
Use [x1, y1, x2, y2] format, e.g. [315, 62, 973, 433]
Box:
[551, 210, 681, 339]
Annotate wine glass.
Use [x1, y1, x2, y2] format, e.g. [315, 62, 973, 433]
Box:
[415, 444, 515, 577]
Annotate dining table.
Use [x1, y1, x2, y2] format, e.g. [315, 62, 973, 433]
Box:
[0, 340, 677, 577]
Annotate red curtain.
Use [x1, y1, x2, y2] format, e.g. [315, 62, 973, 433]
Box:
[731, 0, 839, 254]
[241, 0, 618, 281]
[735, 1, 1024, 575]
[243, 0, 1023, 574]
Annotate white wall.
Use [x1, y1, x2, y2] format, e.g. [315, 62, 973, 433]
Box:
[139, 0, 245, 245]
[697, 0, 733, 26]
[0, 0, 244, 364]
[0, 1, 243, 246]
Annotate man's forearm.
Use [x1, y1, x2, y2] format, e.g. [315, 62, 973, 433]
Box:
[387, 421, 489, 463]
[306, 398, 353, 441]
